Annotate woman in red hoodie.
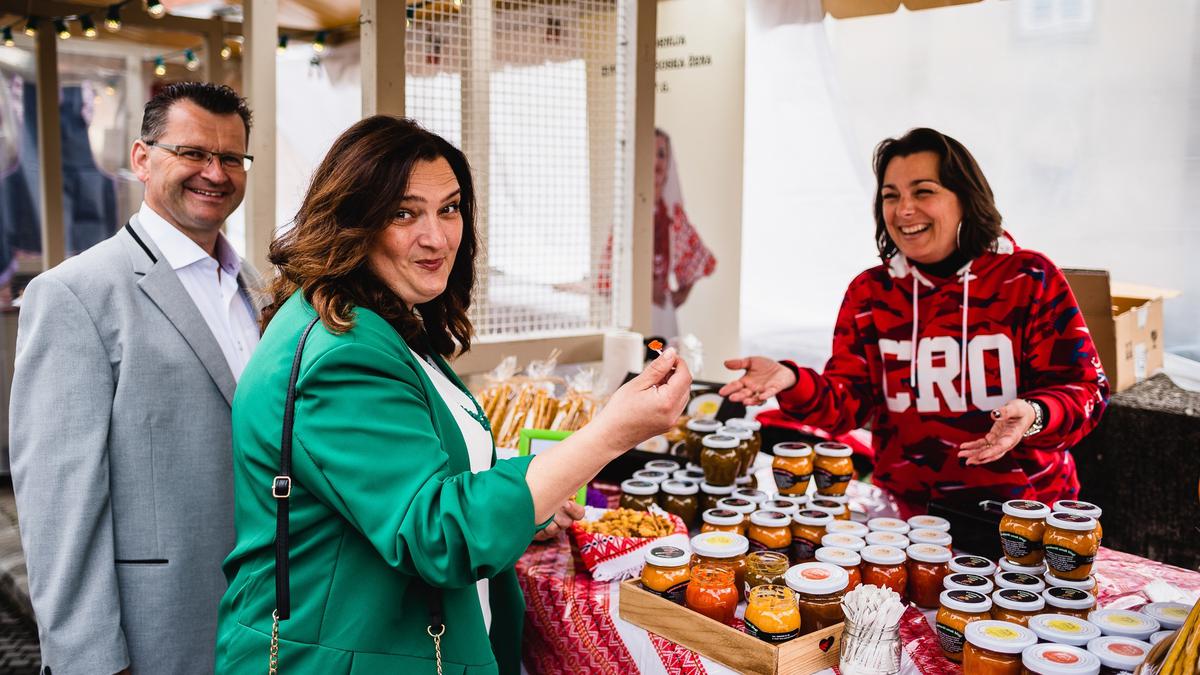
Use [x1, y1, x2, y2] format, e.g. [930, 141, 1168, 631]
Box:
[721, 128, 1108, 512]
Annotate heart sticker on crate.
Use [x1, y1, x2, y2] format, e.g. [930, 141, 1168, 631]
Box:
[819, 636, 835, 653]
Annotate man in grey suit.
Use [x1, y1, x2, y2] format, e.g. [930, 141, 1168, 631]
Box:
[10, 82, 263, 675]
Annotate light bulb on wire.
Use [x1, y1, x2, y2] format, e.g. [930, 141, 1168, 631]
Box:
[105, 5, 122, 31]
[154, 56, 166, 77]
[220, 44, 232, 60]
[276, 34, 288, 54]
[312, 31, 326, 53]
[2, 27, 13, 47]
[55, 18, 71, 40]
[146, 0, 166, 19]
[81, 15, 97, 38]
[23, 17, 38, 37]
[185, 49, 200, 71]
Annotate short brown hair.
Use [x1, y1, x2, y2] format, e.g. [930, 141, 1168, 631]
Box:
[262, 116, 477, 357]
[872, 128, 1003, 262]
[140, 82, 252, 142]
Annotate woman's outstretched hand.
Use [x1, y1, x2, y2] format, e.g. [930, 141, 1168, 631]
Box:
[957, 398, 1037, 465]
[719, 356, 797, 407]
[594, 348, 692, 453]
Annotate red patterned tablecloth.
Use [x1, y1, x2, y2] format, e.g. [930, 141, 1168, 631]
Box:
[516, 488, 1200, 674]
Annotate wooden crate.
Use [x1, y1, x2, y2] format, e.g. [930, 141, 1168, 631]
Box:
[618, 580, 844, 675]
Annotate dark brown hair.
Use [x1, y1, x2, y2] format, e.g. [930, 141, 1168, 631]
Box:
[872, 127, 1003, 262]
[141, 82, 252, 142]
[261, 115, 477, 357]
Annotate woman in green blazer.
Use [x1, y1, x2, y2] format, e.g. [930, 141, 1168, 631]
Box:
[215, 116, 692, 674]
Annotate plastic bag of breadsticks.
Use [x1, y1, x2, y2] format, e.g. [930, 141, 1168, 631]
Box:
[550, 367, 603, 433]
[477, 355, 520, 441]
[494, 351, 564, 450]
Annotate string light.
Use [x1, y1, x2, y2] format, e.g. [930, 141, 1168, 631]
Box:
[23, 17, 38, 37]
[185, 49, 200, 71]
[145, 0, 166, 19]
[81, 15, 97, 38]
[105, 5, 122, 32]
[276, 34, 288, 54]
[220, 44, 233, 60]
[55, 18, 71, 40]
[312, 31, 326, 52]
[2, 27, 13, 47]
[154, 56, 166, 76]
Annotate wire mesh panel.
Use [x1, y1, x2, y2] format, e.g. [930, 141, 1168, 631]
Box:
[406, 0, 632, 340]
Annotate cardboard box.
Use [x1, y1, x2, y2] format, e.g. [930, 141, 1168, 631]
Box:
[618, 579, 844, 675]
[1064, 269, 1180, 392]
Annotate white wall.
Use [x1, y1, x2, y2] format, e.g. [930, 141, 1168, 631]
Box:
[743, 0, 1200, 366]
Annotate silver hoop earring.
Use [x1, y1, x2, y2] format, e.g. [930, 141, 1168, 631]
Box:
[956, 221, 963, 249]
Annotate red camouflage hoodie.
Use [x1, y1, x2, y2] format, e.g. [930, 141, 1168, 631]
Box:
[777, 234, 1109, 512]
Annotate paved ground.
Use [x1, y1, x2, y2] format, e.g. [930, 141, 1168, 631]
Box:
[0, 479, 37, 673]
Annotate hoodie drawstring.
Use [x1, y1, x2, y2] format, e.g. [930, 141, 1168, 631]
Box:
[910, 275, 920, 389]
[960, 263, 971, 400]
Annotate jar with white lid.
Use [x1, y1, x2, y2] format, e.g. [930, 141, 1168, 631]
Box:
[1021, 643, 1101, 675]
[1027, 613, 1103, 646]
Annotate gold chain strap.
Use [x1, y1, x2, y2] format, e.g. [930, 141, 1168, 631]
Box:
[269, 610, 280, 675]
[427, 624, 445, 675]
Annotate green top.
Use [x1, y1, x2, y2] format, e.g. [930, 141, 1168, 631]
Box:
[216, 292, 536, 674]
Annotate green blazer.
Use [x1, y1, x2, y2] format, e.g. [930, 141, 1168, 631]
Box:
[216, 292, 536, 674]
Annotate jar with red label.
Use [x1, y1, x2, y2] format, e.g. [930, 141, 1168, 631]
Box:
[747, 510, 793, 556]
[861, 544, 908, 600]
[772, 442, 814, 496]
[813, 442, 854, 496]
[906, 543, 952, 609]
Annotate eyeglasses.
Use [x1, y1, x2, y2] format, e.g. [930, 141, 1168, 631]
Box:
[144, 140, 254, 172]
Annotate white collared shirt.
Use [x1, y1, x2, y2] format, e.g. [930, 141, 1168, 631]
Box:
[137, 202, 261, 380]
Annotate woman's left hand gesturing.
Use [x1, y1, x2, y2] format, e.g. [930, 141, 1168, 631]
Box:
[532, 500, 586, 541]
[957, 399, 1037, 466]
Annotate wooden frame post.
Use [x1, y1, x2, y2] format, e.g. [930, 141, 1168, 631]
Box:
[242, 0, 277, 272]
[34, 29, 66, 270]
[630, 0, 656, 334]
[360, 0, 406, 116]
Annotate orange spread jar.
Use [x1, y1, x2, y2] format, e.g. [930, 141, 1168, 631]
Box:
[907, 543, 953, 609]
[815, 546, 862, 589]
[748, 510, 793, 556]
[685, 563, 738, 625]
[699, 481, 735, 512]
[1000, 500, 1050, 566]
[809, 498, 849, 521]
[791, 509, 833, 562]
[640, 544, 691, 604]
[813, 442, 854, 496]
[690, 531, 750, 600]
[991, 588, 1046, 627]
[963, 621, 1037, 675]
[861, 545, 909, 600]
[1052, 500, 1103, 543]
[700, 508, 746, 535]
[785, 562, 850, 636]
[772, 442, 814, 496]
[744, 551, 791, 595]
[744, 584, 801, 643]
[1041, 587, 1096, 620]
[1043, 513, 1099, 582]
[936, 589, 994, 663]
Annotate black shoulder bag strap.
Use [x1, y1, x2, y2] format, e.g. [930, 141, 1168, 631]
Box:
[269, 316, 445, 674]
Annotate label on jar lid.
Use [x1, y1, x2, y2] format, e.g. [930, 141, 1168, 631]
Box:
[860, 544, 906, 566]
[821, 533, 865, 551]
[750, 510, 791, 528]
[909, 528, 953, 547]
[773, 442, 813, 457]
[815, 546, 861, 567]
[868, 518, 911, 534]
[727, 417, 762, 431]
[1028, 614, 1103, 647]
[1054, 500, 1101, 517]
[686, 418, 722, 432]
[994, 588, 1045, 611]
[661, 479, 699, 496]
[1087, 636, 1152, 670]
[763, 499, 799, 514]
[1022, 644, 1102, 675]
[717, 498, 756, 514]
[644, 545, 691, 568]
[1142, 602, 1191, 630]
[632, 470, 669, 484]
[702, 434, 740, 449]
[785, 561, 849, 595]
[1044, 586, 1095, 610]
[908, 515, 951, 532]
[702, 508, 743, 526]
[965, 620, 1038, 654]
[950, 555, 997, 575]
[1002, 499, 1051, 518]
[906, 543, 952, 564]
[997, 572, 1045, 591]
[945, 573, 994, 593]
[1047, 512, 1098, 532]
[719, 425, 752, 440]
[1088, 609, 1160, 639]
[621, 479, 660, 496]
[814, 442, 852, 457]
[826, 520, 869, 537]
[866, 531, 911, 549]
[690, 531, 750, 558]
[793, 509, 833, 526]
[735, 489, 769, 503]
[940, 589, 991, 614]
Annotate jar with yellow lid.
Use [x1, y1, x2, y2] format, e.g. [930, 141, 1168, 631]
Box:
[814, 442, 854, 496]
[772, 442, 814, 496]
[1043, 513, 1099, 582]
[744, 584, 801, 643]
[640, 544, 691, 604]
[791, 509, 834, 562]
[936, 589, 993, 663]
[690, 531, 750, 600]
[962, 620, 1037, 675]
[701, 508, 746, 535]
[747, 510, 792, 556]
[999, 500, 1050, 567]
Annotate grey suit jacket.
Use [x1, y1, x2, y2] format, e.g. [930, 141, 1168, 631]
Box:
[9, 215, 267, 675]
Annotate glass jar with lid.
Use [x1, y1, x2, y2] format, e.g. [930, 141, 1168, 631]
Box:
[1042, 587, 1096, 621]
[826, 520, 869, 538]
[632, 469, 670, 485]
[747, 510, 792, 556]
[936, 589, 993, 663]
[866, 531, 911, 550]
[814, 442, 854, 496]
[744, 584, 801, 643]
[909, 528, 953, 548]
[1027, 614, 1103, 647]
[821, 533, 866, 553]
[996, 571, 1046, 593]
[791, 509, 834, 562]
[991, 588, 1046, 627]
[1043, 513, 1100, 582]
[645, 459, 681, 475]
[683, 418, 722, 466]
[685, 563, 738, 624]
[950, 555, 998, 577]
[785, 562, 850, 636]
[640, 544, 691, 604]
[658, 479, 700, 527]
[772, 442, 814, 496]
[734, 488, 770, 505]
[699, 434, 741, 487]
[999, 499, 1050, 567]
[726, 417, 763, 463]
[718, 425, 756, 478]
[1087, 609, 1161, 641]
[1087, 636, 1153, 675]
[908, 514, 951, 532]
[620, 479, 659, 511]
[690, 531, 750, 599]
[868, 517, 911, 535]
[861, 545, 909, 600]
[744, 550, 790, 595]
[1021, 642, 1101, 675]
[1052, 500, 1103, 543]
[944, 573, 995, 595]
[907, 543, 952, 609]
[701, 508, 746, 535]
[815, 546, 862, 589]
[809, 498, 849, 521]
[716, 497, 757, 518]
[962, 620, 1037, 675]
[698, 481, 735, 512]
[761, 499, 800, 517]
